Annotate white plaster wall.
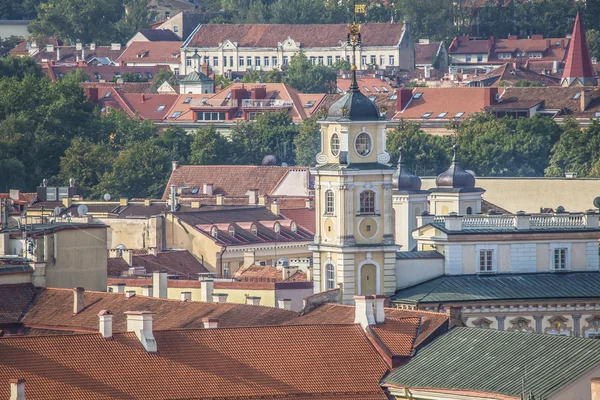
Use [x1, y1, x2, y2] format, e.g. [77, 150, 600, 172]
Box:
[587, 241, 599, 271]
[445, 244, 462, 275]
[274, 287, 314, 311]
[395, 258, 444, 289]
[497, 244, 511, 273]
[572, 242, 587, 271]
[461, 244, 476, 274]
[271, 170, 310, 197]
[536, 243, 550, 272]
[510, 243, 537, 273]
[551, 363, 600, 400]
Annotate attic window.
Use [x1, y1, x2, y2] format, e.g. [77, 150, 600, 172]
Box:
[136, 72, 143, 79]
[191, 187, 200, 194]
[595, 112, 600, 118]
[454, 112, 465, 118]
[436, 112, 447, 118]
[171, 54, 178, 59]
[274, 222, 281, 233]
[382, 87, 389, 93]
[363, 86, 371, 92]
[156, 105, 166, 112]
[291, 222, 297, 232]
[171, 111, 182, 118]
[234, 111, 243, 118]
[573, 92, 582, 100]
[145, 72, 153, 79]
[304, 101, 316, 108]
[228, 226, 235, 237]
[183, 97, 192, 104]
[373, 86, 381, 92]
[251, 224, 258, 235]
[413, 92, 423, 99]
[104, 91, 112, 98]
[211, 227, 218, 238]
[100, 107, 106, 112]
[94, 72, 101, 79]
[368, 95, 376, 102]
[225, 92, 232, 100]
[114, 72, 121, 78]
[389, 94, 397, 100]
[421, 112, 433, 118]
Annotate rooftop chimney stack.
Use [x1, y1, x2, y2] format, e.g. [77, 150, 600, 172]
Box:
[248, 189, 259, 205]
[212, 293, 228, 303]
[278, 298, 292, 310]
[126, 290, 136, 298]
[354, 296, 376, 329]
[202, 317, 219, 329]
[247, 296, 261, 306]
[270, 200, 280, 216]
[125, 311, 157, 352]
[374, 295, 386, 323]
[152, 271, 168, 299]
[9, 378, 26, 400]
[172, 161, 179, 171]
[216, 194, 224, 206]
[141, 285, 153, 297]
[203, 183, 214, 196]
[200, 279, 214, 302]
[98, 310, 113, 339]
[170, 184, 177, 212]
[73, 287, 84, 314]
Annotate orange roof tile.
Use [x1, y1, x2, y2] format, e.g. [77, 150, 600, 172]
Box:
[369, 316, 421, 356]
[117, 41, 183, 64]
[337, 77, 393, 94]
[0, 284, 37, 325]
[234, 265, 307, 282]
[108, 250, 209, 279]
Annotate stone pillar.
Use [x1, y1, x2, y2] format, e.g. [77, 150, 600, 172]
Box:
[496, 315, 506, 331]
[343, 182, 355, 245]
[573, 314, 582, 337]
[383, 182, 394, 242]
[534, 315, 544, 333]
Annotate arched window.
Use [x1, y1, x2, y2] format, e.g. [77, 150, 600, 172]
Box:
[290, 222, 297, 232]
[359, 190, 376, 214]
[228, 225, 235, 237]
[466, 207, 473, 215]
[251, 224, 258, 236]
[330, 133, 340, 156]
[211, 227, 218, 238]
[325, 190, 335, 214]
[326, 263, 335, 290]
[274, 222, 281, 233]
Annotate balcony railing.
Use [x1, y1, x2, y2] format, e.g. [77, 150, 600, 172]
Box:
[241, 99, 294, 108]
[190, 99, 238, 108]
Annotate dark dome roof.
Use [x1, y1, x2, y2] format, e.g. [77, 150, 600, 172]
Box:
[326, 75, 380, 121]
[436, 145, 476, 189]
[395, 147, 421, 191]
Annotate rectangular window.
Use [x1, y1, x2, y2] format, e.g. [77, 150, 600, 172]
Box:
[247, 56, 252, 66]
[346, 55, 351, 63]
[359, 191, 375, 214]
[326, 264, 335, 290]
[479, 249, 493, 272]
[186, 57, 192, 67]
[213, 56, 218, 66]
[389, 55, 395, 65]
[255, 56, 260, 67]
[466, 55, 472, 62]
[327, 56, 332, 66]
[239, 57, 244, 67]
[477, 54, 483, 62]
[283, 56, 289, 65]
[325, 191, 334, 214]
[370, 55, 376, 65]
[230, 56, 233, 66]
[335, 55, 341, 63]
[380, 55, 384, 66]
[174, 67, 179, 75]
[361, 55, 367, 65]
[554, 248, 568, 270]
[318, 56, 324, 65]
[223, 56, 227, 67]
[264, 56, 269, 66]
[272, 56, 278, 66]
[310, 56, 316, 65]
[174, 26, 179, 33]
[223, 262, 230, 278]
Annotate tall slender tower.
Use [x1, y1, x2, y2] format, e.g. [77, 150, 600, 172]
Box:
[310, 9, 399, 304]
[561, 12, 596, 87]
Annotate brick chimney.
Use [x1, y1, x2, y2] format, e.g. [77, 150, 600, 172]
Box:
[9, 378, 25, 400]
[396, 88, 414, 112]
[484, 87, 499, 106]
[354, 295, 376, 329]
[446, 306, 464, 329]
[253, 85, 267, 99]
[98, 310, 113, 339]
[374, 295, 386, 323]
[73, 287, 84, 314]
[202, 317, 219, 329]
[125, 311, 157, 352]
[152, 271, 168, 299]
[243, 251, 256, 268]
[212, 293, 228, 303]
[85, 87, 99, 103]
[278, 298, 292, 310]
[216, 194, 224, 205]
[270, 199, 280, 216]
[126, 290, 136, 298]
[581, 89, 593, 111]
[247, 296, 261, 306]
[200, 279, 214, 302]
[172, 160, 179, 171]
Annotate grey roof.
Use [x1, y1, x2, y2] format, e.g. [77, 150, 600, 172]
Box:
[392, 272, 600, 304]
[435, 145, 476, 189]
[325, 77, 382, 121]
[383, 327, 600, 399]
[396, 251, 444, 260]
[179, 70, 213, 83]
[395, 147, 422, 192]
[426, 221, 600, 234]
[138, 29, 181, 42]
[312, 163, 396, 172]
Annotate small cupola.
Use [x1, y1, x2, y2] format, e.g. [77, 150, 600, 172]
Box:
[436, 145, 475, 189]
[395, 147, 422, 192]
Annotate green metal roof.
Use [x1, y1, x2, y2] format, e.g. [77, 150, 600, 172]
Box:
[179, 70, 213, 83]
[395, 251, 444, 260]
[383, 327, 600, 399]
[392, 272, 600, 304]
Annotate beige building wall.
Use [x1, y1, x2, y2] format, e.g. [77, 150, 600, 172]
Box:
[0, 23, 30, 39]
[551, 364, 600, 400]
[0, 272, 32, 285]
[103, 216, 163, 250]
[422, 177, 600, 213]
[395, 258, 444, 289]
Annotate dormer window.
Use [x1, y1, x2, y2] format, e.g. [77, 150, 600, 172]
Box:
[211, 227, 218, 238]
[251, 224, 258, 236]
[436, 112, 447, 118]
[228, 225, 235, 237]
[290, 222, 297, 233]
[156, 105, 166, 112]
[274, 222, 281, 233]
[331, 133, 340, 156]
[421, 112, 433, 118]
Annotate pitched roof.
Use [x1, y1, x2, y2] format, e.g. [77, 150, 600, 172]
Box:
[107, 250, 209, 279]
[469, 63, 561, 87]
[383, 327, 600, 399]
[414, 41, 442, 65]
[118, 92, 179, 121]
[0, 284, 37, 325]
[392, 272, 600, 304]
[234, 265, 307, 282]
[562, 12, 595, 82]
[497, 86, 597, 113]
[395, 251, 444, 260]
[9, 38, 59, 55]
[136, 28, 182, 42]
[163, 165, 309, 199]
[32, 45, 124, 64]
[336, 77, 394, 94]
[19, 286, 298, 332]
[0, 324, 389, 399]
[186, 23, 405, 48]
[44, 65, 169, 82]
[280, 207, 315, 234]
[117, 41, 183, 64]
[448, 36, 492, 55]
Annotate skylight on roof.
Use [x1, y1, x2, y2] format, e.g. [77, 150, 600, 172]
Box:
[183, 97, 192, 104]
[156, 105, 166, 112]
[413, 92, 423, 99]
[382, 86, 389, 93]
[104, 91, 112, 98]
[225, 92, 232, 99]
[595, 112, 600, 118]
[304, 101, 316, 108]
[145, 72, 153, 79]
[368, 95, 376, 102]
[421, 112, 433, 118]
[171, 111, 182, 118]
[454, 112, 465, 118]
[363, 86, 371, 92]
[573, 92, 582, 99]
[373, 86, 381, 92]
[436, 112, 447, 118]
[389, 94, 397, 100]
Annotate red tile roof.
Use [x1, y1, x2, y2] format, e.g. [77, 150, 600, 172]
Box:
[415, 41, 442, 65]
[280, 208, 315, 234]
[370, 316, 421, 355]
[562, 12, 595, 81]
[234, 265, 307, 282]
[0, 325, 388, 399]
[117, 41, 183, 64]
[469, 63, 560, 87]
[32, 45, 124, 64]
[97, 90, 178, 121]
[0, 284, 37, 325]
[448, 36, 492, 55]
[9, 38, 59, 56]
[107, 250, 209, 279]
[44, 65, 169, 82]
[187, 24, 405, 48]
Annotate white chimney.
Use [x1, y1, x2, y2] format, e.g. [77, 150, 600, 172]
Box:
[46, 44, 54, 53]
[126, 290, 136, 298]
[181, 291, 192, 301]
[202, 317, 219, 329]
[9, 378, 25, 400]
[354, 296, 376, 328]
[374, 295, 386, 323]
[170, 184, 177, 212]
[90, 43, 96, 51]
[172, 160, 179, 171]
[212, 293, 228, 303]
[216, 194, 224, 206]
[306, 267, 313, 281]
[98, 310, 113, 339]
[111, 43, 122, 51]
[73, 287, 84, 314]
[278, 298, 292, 310]
[75, 42, 82, 51]
[270, 200, 280, 216]
[125, 311, 157, 352]
[203, 183, 214, 196]
[248, 189, 259, 205]
[152, 271, 168, 298]
[247, 296, 261, 306]
[200, 280, 214, 302]
[141, 285, 153, 297]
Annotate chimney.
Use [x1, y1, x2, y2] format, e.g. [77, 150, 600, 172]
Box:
[248, 189, 259, 205]
[111, 43, 122, 51]
[9, 378, 25, 400]
[125, 311, 157, 352]
[243, 250, 256, 268]
[181, 291, 192, 301]
[141, 285, 153, 297]
[144, 199, 151, 206]
[114, 283, 126, 293]
[126, 290, 136, 298]
[76, 42, 82, 51]
[120, 198, 128, 207]
[581, 89, 593, 111]
[122, 249, 133, 266]
[172, 160, 179, 171]
[212, 293, 228, 303]
[141, 94, 146, 103]
[374, 295, 386, 323]
[203, 183, 214, 196]
[202, 317, 219, 329]
[258, 195, 267, 206]
[90, 43, 96, 51]
[200, 279, 214, 302]
[73, 287, 84, 314]
[152, 271, 168, 298]
[170, 184, 177, 212]
[56, 46, 60, 61]
[354, 296, 376, 328]
[98, 310, 113, 339]
[305, 198, 313, 210]
[216, 194, 224, 206]
[446, 306, 464, 329]
[278, 298, 292, 310]
[191, 201, 200, 209]
[396, 88, 413, 112]
[553, 60, 559, 73]
[484, 87, 499, 106]
[306, 267, 313, 281]
[247, 296, 261, 306]
[9, 189, 20, 201]
[85, 87, 99, 102]
[81, 46, 85, 62]
[591, 377, 600, 400]
[270, 200, 280, 216]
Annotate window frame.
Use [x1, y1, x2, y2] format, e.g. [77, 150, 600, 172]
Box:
[330, 133, 340, 156]
[553, 248, 568, 270]
[325, 190, 335, 215]
[325, 263, 335, 290]
[359, 190, 376, 214]
[354, 131, 373, 157]
[479, 249, 494, 272]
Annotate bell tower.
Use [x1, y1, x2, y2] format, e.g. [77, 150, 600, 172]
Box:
[310, 11, 399, 304]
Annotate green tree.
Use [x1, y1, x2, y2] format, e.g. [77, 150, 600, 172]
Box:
[58, 138, 113, 198]
[513, 80, 543, 87]
[100, 110, 155, 150]
[0, 0, 40, 19]
[114, 0, 154, 43]
[587, 29, 600, 61]
[0, 56, 42, 79]
[190, 125, 232, 164]
[386, 120, 451, 175]
[113, 72, 147, 83]
[155, 126, 192, 163]
[153, 69, 178, 87]
[284, 52, 337, 93]
[215, 74, 233, 88]
[545, 118, 600, 177]
[241, 70, 261, 83]
[293, 115, 321, 166]
[262, 68, 283, 83]
[0, 36, 24, 58]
